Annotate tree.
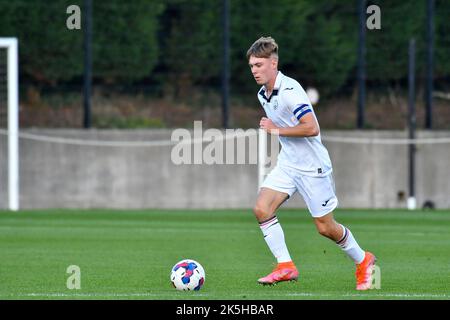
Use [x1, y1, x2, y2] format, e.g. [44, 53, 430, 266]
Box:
[0, 0, 164, 85]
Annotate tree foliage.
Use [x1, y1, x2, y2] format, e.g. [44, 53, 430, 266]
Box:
[0, 0, 449, 94]
[0, 0, 163, 85]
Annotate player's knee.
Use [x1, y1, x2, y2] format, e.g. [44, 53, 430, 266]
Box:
[253, 204, 270, 221]
[253, 204, 265, 217]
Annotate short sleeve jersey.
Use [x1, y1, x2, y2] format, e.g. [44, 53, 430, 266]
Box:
[257, 71, 332, 176]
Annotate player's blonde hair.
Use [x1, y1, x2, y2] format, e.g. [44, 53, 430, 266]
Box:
[246, 36, 278, 60]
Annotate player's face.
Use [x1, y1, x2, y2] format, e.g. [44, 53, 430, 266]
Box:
[248, 55, 277, 86]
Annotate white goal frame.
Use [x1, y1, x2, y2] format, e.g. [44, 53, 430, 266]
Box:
[0, 38, 19, 211]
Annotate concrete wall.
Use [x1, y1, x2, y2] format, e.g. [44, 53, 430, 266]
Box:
[1, 129, 449, 209]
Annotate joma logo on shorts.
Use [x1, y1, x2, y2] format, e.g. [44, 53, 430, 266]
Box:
[321, 199, 330, 207]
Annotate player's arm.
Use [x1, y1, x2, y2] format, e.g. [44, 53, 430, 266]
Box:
[260, 113, 320, 137]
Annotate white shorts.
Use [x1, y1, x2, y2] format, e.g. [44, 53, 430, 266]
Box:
[261, 165, 338, 218]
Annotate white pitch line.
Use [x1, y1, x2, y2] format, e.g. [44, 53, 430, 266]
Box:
[5, 292, 209, 298]
[3, 292, 449, 299]
[285, 292, 450, 298]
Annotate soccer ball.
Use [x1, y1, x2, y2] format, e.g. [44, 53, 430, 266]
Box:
[170, 259, 205, 291]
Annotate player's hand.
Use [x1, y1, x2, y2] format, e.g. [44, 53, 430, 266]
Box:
[259, 117, 279, 135]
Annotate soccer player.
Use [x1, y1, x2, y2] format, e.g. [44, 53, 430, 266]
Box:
[247, 36, 376, 290]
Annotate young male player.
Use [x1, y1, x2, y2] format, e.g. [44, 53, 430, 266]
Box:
[247, 36, 376, 290]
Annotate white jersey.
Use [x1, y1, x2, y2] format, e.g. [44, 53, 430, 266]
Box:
[257, 71, 332, 177]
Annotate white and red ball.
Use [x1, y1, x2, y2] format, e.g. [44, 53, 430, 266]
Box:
[170, 259, 205, 291]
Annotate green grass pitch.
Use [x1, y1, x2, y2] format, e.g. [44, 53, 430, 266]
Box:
[0, 208, 449, 300]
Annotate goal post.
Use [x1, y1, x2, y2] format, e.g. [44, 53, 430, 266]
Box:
[0, 38, 19, 211]
[257, 129, 267, 190]
[257, 129, 280, 191]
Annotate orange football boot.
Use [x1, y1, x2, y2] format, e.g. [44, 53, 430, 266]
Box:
[356, 251, 377, 290]
[258, 261, 299, 285]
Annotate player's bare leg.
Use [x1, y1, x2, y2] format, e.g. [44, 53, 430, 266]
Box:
[254, 188, 299, 285]
[313, 211, 344, 242]
[313, 212, 376, 290]
[253, 187, 288, 223]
